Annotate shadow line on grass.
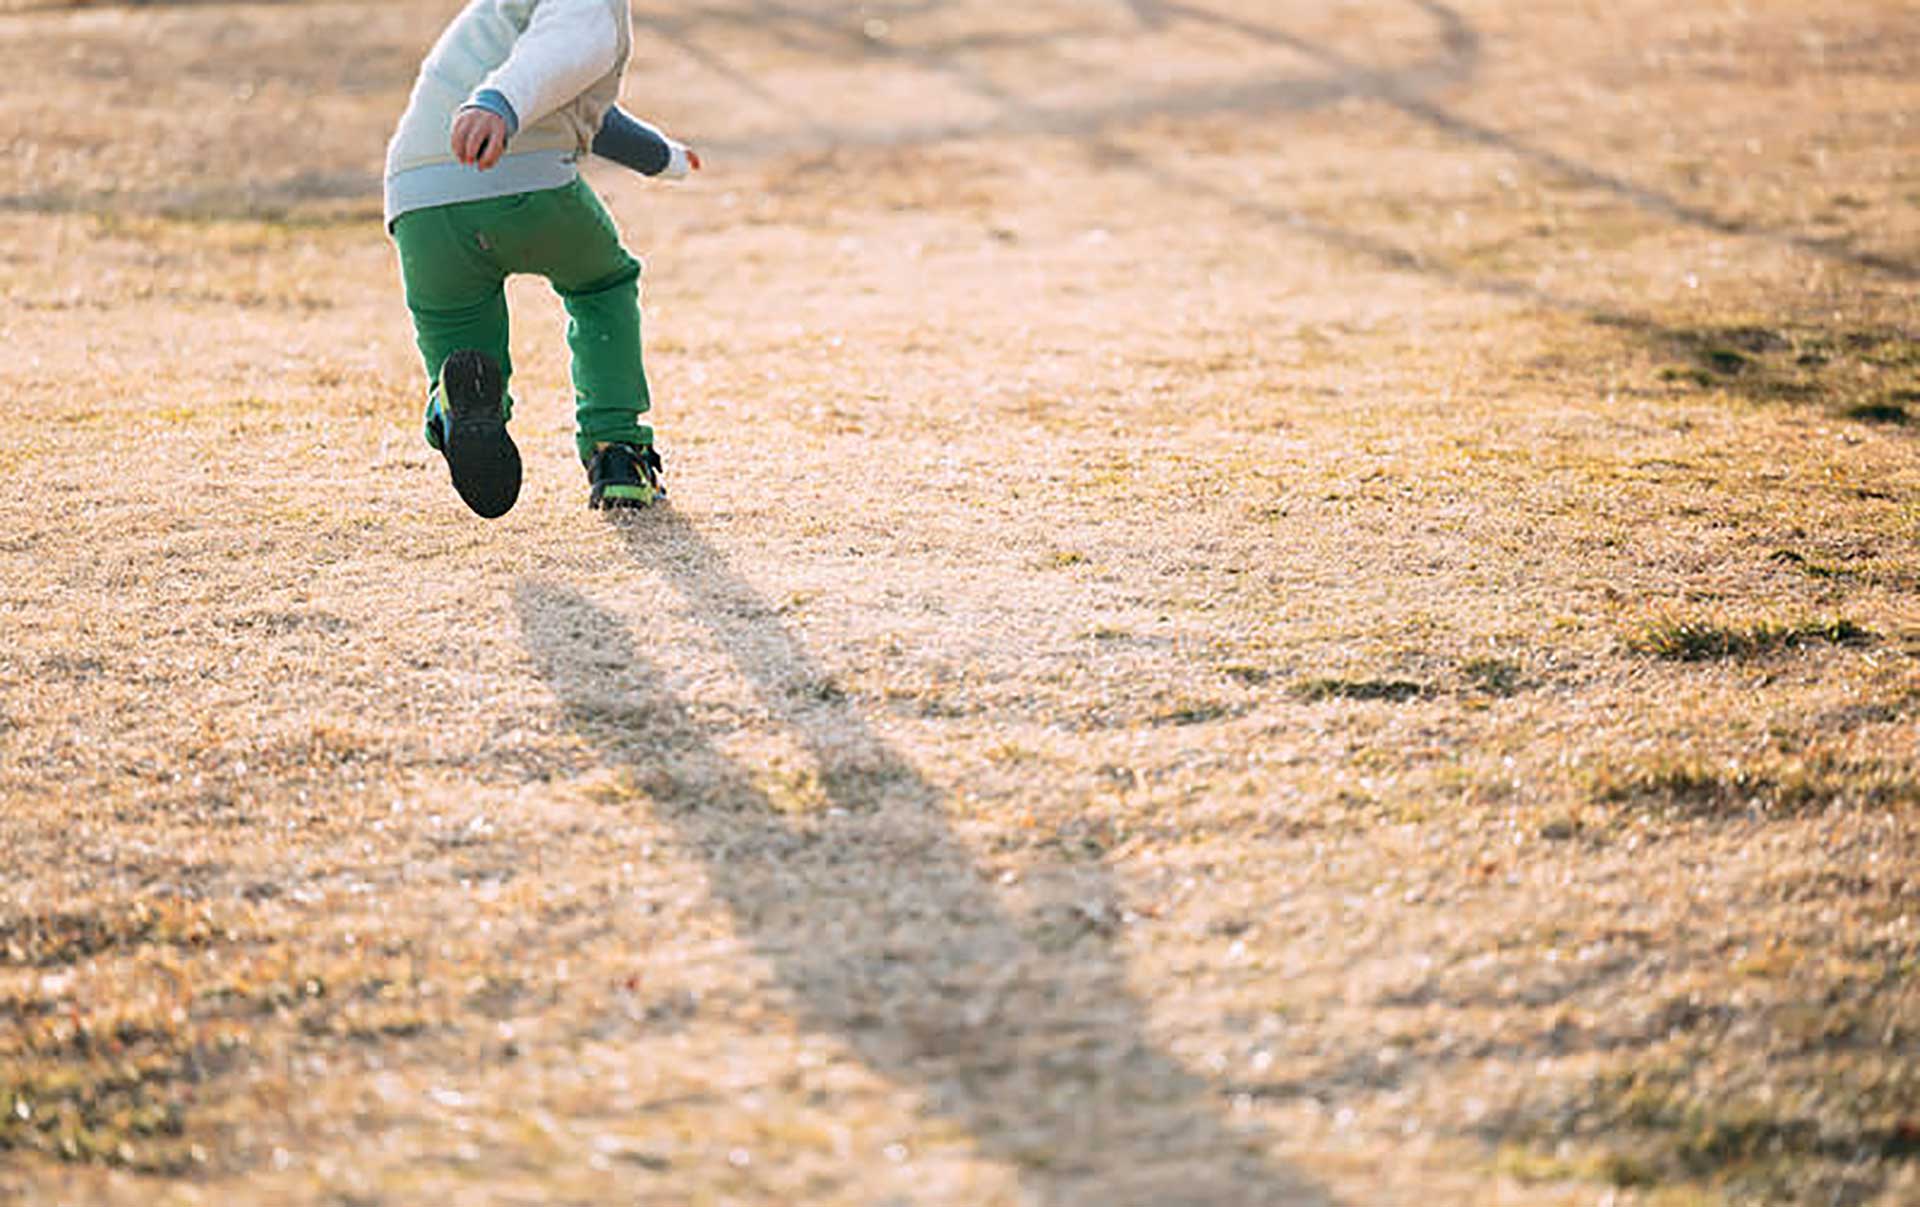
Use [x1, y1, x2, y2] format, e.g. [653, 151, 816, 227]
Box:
[643, 0, 1911, 284]
[512, 508, 1332, 1206]
[13, 1, 1906, 289]
[623, 0, 1918, 427]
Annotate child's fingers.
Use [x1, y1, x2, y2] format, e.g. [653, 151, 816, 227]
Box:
[449, 111, 507, 168]
[450, 116, 476, 164]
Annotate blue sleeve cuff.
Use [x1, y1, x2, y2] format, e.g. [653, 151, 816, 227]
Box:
[592, 105, 673, 176]
[464, 89, 520, 138]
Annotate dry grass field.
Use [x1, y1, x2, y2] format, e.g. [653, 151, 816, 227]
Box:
[2, 0, 1918, 1203]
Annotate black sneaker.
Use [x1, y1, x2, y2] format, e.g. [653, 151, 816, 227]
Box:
[587, 442, 665, 510]
[435, 349, 520, 520]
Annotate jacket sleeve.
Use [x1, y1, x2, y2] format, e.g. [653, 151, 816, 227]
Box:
[592, 107, 695, 178]
[472, 0, 620, 133]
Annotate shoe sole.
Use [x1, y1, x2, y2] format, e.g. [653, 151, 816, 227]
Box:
[439, 350, 520, 520]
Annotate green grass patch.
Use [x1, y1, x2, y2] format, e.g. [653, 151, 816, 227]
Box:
[1459, 656, 1522, 697]
[2, 1062, 198, 1173]
[1589, 752, 1920, 818]
[1767, 550, 1849, 580]
[0, 901, 233, 969]
[1841, 401, 1910, 425]
[1504, 1062, 1920, 1199]
[1625, 616, 1872, 662]
[1654, 322, 1920, 422]
[1150, 701, 1234, 726]
[0, 998, 254, 1175]
[1291, 677, 1426, 703]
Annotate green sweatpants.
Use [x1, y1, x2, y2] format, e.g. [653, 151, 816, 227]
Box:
[392, 177, 651, 463]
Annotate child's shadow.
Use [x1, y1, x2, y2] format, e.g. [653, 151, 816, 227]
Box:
[512, 509, 1331, 1205]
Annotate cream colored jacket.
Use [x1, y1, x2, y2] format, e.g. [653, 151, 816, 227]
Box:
[385, 0, 631, 222]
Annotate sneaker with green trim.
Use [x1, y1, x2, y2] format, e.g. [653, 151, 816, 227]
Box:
[431, 349, 520, 520]
[587, 442, 665, 510]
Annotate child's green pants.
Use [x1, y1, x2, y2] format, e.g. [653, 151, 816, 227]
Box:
[392, 177, 651, 463]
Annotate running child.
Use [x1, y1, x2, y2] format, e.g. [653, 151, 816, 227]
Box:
[385, 0, 698, 517]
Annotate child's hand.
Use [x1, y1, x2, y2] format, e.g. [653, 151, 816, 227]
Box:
[662, 141, 701, 180]
[451, 109, 510, 171]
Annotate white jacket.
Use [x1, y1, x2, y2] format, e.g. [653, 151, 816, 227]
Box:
[385, 0, 632, 224]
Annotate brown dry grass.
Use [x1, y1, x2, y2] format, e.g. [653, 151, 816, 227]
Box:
[2, 1, 1918, 1204]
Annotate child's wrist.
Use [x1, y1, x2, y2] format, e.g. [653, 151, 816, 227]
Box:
[462, 89, 520, 138]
